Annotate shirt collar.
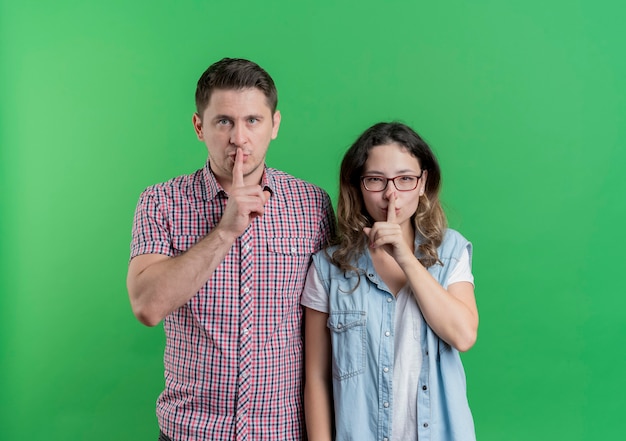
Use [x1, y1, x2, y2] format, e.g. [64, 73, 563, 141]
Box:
[261, 167, 276, 197]
[201, 159, 275, 200]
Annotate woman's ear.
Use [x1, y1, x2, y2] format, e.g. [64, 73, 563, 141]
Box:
[420, 170, 428, 195]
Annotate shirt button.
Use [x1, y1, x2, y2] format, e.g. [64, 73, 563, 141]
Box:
[337, 323, 343, 329]
[291, 247, 297, 253]
[383, 367, 389, 373]
[243, 287, 250, 294]
[244, 244, 251, 252]
[383, 402, 389, 408]
[422, 385, 428, 391]
[384, 438, 388, 441]
[243, 328, 250, 335]
[423, 423, 429, 428]
[385, 331, 391, 337]
[368, 273, 374, 278]
[386, 297, 392, 303]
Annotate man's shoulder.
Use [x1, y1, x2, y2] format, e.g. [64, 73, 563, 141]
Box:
[267, 167, 328, 195]
[141, 167, 204, 197]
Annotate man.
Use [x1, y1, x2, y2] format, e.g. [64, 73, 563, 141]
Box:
[127, 58, 336, 441]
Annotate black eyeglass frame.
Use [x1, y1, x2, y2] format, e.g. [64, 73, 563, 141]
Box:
[360, 171, 424, 192]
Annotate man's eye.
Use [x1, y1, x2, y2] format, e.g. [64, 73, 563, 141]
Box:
[218, 119, 231, 125]
[248, 118, 258, 124]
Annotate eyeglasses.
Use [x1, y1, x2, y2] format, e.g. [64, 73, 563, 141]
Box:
[360, 172, 424, 192]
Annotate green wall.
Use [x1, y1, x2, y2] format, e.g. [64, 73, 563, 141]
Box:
[2, 0, 625, 439]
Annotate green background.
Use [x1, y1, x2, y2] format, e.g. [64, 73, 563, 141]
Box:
[2, 0, 625, 439]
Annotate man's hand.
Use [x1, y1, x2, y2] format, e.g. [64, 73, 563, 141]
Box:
[218, 148, 271, 239]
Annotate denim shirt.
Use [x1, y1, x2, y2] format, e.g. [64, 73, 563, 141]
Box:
[312, 229, 476, 441]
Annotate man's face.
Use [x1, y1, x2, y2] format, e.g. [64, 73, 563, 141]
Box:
[193, 88, 281, 191]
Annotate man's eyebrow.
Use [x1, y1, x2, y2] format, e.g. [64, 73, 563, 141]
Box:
[211, 114, 265, 120]
[212, 114, 232, 121]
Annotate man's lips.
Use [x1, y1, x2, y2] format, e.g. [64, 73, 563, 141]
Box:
[230, 152, 250, 161]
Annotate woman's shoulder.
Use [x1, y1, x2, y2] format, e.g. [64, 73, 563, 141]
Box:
[443, 228, 469, 243]
[439, 228, 472, 259]
[312, 245, 365, 279]
[312, 246, 339, 268]
[315, 244, 340, 255]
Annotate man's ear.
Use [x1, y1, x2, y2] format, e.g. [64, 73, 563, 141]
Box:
[271, 110, 281, 140]
[192, 113, 204, 140]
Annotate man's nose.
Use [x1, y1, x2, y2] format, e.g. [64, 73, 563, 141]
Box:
[230, 124, 247, 146]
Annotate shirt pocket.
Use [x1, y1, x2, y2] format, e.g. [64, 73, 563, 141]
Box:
[266, 237, 318, 301]
[171, 235, 202, 256]
[327, 311, 366, 380]
[266, 236, 317, 256]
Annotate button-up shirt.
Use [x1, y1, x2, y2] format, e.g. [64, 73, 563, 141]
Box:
[130, 161, 336, 440]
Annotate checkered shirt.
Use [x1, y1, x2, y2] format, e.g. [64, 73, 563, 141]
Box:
[130, 161, 336, 440]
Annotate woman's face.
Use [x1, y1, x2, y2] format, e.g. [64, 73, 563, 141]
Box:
[360, 143, 427, 228]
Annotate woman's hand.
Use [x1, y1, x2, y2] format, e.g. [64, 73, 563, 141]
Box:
[363, 193, 414, 266]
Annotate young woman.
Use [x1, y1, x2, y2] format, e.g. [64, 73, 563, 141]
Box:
[302, 122, 478, 441]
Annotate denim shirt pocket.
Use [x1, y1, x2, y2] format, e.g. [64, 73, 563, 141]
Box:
[327, 311, 366, 380]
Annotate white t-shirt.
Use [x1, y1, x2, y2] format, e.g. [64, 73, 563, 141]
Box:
[301, 248, 473, 441]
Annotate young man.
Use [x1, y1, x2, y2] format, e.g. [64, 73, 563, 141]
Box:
[127, 58, 336, 441]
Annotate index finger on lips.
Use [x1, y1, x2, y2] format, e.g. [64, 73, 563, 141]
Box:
[232, 148, 245, 188]
[387, 192, 397, 223]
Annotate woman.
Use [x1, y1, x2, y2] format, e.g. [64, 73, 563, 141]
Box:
[302, 122, 478, 441]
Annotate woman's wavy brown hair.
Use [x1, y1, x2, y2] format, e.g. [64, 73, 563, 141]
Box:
[331, 122, 447, 276]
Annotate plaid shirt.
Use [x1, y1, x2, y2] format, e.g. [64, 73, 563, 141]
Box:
[130, 161, 336, 441]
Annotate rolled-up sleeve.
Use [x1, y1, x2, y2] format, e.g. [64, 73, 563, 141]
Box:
[130, 187, 173, 259]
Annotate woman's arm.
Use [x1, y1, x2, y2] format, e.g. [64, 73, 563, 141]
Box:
[365, 194, 478, 351]
[304, 307, 334, 441]
[403, 263, 478, 352]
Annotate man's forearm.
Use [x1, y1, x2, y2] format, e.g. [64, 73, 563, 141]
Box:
[127, 226, 237, 326]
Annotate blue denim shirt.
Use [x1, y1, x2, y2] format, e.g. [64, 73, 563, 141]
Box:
[312, 229, 476, 441]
